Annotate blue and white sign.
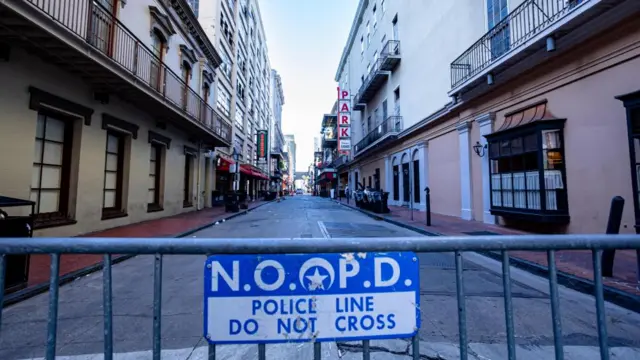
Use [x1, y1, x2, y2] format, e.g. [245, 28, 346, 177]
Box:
[204, 252, 420, 344]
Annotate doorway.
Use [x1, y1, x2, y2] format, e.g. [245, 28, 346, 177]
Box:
[402, 163, 410, 204]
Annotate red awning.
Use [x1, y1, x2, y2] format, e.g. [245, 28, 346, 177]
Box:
[216, 154, 235, 172]
[239, 165, 269, 180]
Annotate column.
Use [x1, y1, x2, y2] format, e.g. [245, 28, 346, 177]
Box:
[457, 121, 473, 220]
[476, 113, 496, 224]
[416, 142, 428, 211]
[384, 156, 392, 194]
[204, 157, 212, 208]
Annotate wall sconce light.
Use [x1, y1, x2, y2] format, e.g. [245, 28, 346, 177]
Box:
[487, 73, 494, 85]
[546, 36, 556, 52]
[473, 141, 487, 157]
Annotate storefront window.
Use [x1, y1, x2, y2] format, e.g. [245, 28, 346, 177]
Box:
[487, 120, 568, 222]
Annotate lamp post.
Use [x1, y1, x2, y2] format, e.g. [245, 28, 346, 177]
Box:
[232, 147, 240, 192]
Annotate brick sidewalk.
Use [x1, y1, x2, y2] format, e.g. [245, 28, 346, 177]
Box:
[26, 201, 269, 288]
[335, 198, 640, 297]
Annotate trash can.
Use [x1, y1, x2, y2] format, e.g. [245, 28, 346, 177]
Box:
[224, 192, 240, 213]
[0, 195, 35, 294]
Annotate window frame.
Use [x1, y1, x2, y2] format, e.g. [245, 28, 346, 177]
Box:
[486, 119, 569, 223]
[102, 130, 127, 219]
[148, 142, 164, 212]
[183, 151, 195, 208]
[31, 111, 76, 229]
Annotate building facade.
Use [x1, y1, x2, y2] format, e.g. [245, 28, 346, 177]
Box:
[269, 69, 286, 191]
[0, 0, 232, 237]
[197, 0, 274, 198]
[336, 0, 640, 234]
[284, 134, 297, 190]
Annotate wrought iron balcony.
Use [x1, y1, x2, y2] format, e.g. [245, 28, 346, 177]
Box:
[450, 0, 588, 89]
[354, 116, 402, 156]
[0, 0, 232, 146]
[354, 58, 388, 106]
[380, 40, 401, 71]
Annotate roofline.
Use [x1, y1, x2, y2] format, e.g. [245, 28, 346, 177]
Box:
[170, 0, 223, 68]
[334, 0, 368, 81]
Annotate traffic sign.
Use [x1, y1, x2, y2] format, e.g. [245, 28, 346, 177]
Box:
[204, 252, 420, 344]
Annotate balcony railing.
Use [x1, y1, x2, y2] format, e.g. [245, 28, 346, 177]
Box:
[380, 40, 401, 71]
[354, 116, 402, 155]
[354, 58, 388, 105]
[450, 0, 587, 89]
[22, 0, 232, 143]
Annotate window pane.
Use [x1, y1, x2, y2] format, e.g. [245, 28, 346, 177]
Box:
[34, 140, 43, 162]
[513, 172, 526, 209]
[105, 172, 118, 190]
[500, 140, 510, 156]
[149, 160, 156, 175]
[501, 173, 513, 207]
[107, 134, 119, 153]
[150, 146, 157, 161]
[524, 133, 537, 152]
[104, 190, 116, 208]
[39, 190, 60, 213]
[45, 117, 65, 142]
[31, 165, 42, 188]
[489, 142, 500, 158]
[511, 137, 523, 154]
[544, 150, 563, 170]
[542, 130, 561, 149]
[36, 115, 45, 139]
[148, 190, 156, 204]
[526, 171, 541, 210]
[149, 174, 156, 188]
[43, 142, 63, 165]
[41, 166, 62, 188]
[106, 153, 119, 172]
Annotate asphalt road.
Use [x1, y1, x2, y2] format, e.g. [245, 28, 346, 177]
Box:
[1, 196, 640, 359]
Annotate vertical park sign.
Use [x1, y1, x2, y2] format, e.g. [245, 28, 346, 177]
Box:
[337, 87, 351, 154]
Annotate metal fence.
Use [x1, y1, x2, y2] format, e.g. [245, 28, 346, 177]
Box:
[0, 234, 639, 360]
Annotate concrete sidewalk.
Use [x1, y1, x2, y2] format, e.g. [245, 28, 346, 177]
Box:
[333, 198, 640, 300]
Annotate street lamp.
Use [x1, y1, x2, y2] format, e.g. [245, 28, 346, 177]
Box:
[473, 141, 487, 157]
[232, 147, 240, 191]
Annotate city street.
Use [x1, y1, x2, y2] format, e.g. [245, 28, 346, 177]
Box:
[1, 196, 640, 359]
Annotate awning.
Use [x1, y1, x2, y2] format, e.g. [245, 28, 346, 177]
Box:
[316, 171, 336, 183]
[216, 154, 235, 172]
[240, 164, 269, 180]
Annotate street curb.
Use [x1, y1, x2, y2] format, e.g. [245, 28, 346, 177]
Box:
[333, 200, 640, 313]
[3, 200, 276, 308]
[332, 199, 441, 237]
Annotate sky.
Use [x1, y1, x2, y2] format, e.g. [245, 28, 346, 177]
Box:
[259, 0, 358, 172]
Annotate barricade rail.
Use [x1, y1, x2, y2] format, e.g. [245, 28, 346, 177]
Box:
[0, 234, 639, 360]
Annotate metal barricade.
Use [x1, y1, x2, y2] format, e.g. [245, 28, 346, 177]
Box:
[0, 234, 639, 360]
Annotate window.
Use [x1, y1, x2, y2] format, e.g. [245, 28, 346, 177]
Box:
[183, 153, 194, 207]
[487, 121, 568, 222]
[150, 30, 165, 92]
[148, 144, 163, 212]
[487, 0, 510, 58]
[372, 5, 377, 30]
[181, 62, 192, 109]
[217, 84, 231, 116]
[31, 113, 74, 228]
[103, 131, 126, 219]
[235, 105, 245, 129]
[360, 36, 364, 56]
[381, 0, 385, 13]
[366, 21, 371, 46]
[247, 121, 253, 138]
